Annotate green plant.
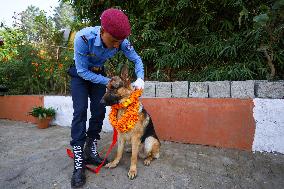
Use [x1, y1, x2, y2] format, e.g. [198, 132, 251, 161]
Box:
[67, 0, 284, 82]
[28, 106, 56, 119]
[0, 3, 76, 95]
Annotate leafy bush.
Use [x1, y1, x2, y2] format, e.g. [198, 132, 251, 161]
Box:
[28, 106, 56, 119]
[67, 0, 284, 81]
[0, 3, 75, 95]
[1, 1, 284, 95]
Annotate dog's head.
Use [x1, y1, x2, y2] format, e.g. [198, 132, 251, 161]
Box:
[101, 65, 133, 106]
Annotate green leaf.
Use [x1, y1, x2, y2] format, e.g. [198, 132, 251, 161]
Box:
[272, 0, 284, 10]
[259, 5, 270, 13]
[253, 13, 269, 26]
[238, 6, 248, 27]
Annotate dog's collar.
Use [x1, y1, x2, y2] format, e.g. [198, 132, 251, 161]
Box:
[121, 98, 132, 107]
[116, 90, 142, 108]
[109, 90, 143, 133]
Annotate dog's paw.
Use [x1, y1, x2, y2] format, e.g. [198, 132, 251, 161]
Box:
[104, 161, 118, 168]
[144, 159, 151, 166]
[127, 168, 137, 180]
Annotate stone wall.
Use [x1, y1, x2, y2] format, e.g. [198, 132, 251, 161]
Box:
[1, 80, 284, 153]
[143, 80, 284, 99]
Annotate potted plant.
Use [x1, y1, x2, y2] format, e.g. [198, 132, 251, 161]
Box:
[28, 106, 56, 129]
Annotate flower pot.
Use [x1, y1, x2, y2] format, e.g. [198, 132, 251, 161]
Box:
[37, 117, 52, 129]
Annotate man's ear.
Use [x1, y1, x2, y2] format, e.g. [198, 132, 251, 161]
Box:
[120, 64, 130, 87]
[101, 27, 105, 34]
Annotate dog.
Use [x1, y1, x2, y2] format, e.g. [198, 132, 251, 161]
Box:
[102, 65, 160, 179]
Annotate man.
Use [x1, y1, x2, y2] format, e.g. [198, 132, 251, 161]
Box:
[68, 8, 144, 188]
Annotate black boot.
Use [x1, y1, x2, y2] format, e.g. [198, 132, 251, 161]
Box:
[85, 137, 108, 166]
[71, 145, 86, 188]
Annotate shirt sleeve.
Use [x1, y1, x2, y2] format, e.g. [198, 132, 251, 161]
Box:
[74, 33, 110, 85]
[120, 39, 144, 80]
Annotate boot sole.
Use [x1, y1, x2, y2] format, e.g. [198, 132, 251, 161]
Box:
[71, 177, 86, 188]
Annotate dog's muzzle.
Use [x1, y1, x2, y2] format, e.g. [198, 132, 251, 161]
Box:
[101, 93, 120, 106]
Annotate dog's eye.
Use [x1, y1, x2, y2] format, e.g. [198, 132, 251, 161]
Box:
[108, 85, 117, 91]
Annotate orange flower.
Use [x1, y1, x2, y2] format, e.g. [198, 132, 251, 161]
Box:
[32, 62, 39, 67]
[58, 63, 63, 69]
[39, 50, 45, 55]
[109, 90, 143, 133]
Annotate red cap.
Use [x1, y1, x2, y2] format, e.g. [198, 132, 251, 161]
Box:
[101, 8, 131, 40]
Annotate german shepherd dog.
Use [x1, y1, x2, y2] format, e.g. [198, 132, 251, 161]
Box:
[102, 65, 160, 179]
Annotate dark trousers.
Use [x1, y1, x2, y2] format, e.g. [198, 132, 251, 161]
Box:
[68, 66, 106, 146]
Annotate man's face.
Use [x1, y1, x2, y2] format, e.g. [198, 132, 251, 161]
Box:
[101, 28, 123, 49]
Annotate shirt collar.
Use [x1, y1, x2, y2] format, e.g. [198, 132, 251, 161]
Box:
[93, 26, 102, 47]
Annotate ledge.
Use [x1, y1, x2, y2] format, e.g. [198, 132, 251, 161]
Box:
[0, 81, 283, 154]
[143, 80, 284, 99]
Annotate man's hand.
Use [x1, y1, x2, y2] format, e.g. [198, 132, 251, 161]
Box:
[133, 78, 144, 90]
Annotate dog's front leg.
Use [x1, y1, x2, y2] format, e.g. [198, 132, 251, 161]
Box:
[105, 136, 125, 168]
[128, 136, 141, 179]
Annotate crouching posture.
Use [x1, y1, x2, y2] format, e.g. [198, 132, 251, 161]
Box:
[102, 65, 161, 179]
[68, 8, 145, 188]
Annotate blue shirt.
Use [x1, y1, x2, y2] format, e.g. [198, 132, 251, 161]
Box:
[74, 26, 144, 85]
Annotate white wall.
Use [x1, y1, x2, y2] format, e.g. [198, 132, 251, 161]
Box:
[252, 99, 284, 154]
[44, 96, 113, 132]
[44, 96, 284, 153]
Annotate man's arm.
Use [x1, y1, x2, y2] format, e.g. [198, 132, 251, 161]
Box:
[120, 39, 144, 80]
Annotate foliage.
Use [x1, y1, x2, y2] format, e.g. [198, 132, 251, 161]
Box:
[0, 28, 25, 62]
[66, 0, 284, 81]
[1, 0, 284, 95]
[53, 2, 84, 31]
[0, 2, 77, 95]
[28, 106, 56, 119]
[251, 1, 284, 79]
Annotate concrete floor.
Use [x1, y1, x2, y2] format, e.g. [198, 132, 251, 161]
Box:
[0, 119, 284, 189]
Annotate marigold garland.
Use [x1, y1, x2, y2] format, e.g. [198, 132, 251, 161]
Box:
[109, 89, 143, 133]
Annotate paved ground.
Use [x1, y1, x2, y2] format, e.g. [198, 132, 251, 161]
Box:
[0, 119, 284, 189]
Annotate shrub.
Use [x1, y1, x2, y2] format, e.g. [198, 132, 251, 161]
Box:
[28, 106, 56, 119]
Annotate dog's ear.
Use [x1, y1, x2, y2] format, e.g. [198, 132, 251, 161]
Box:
[120, 64, 129, 79]
[120, 64, 131, 87]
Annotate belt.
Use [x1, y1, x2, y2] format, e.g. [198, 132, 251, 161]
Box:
[71, 61, 103, 73]
[91, 66, 103, 72]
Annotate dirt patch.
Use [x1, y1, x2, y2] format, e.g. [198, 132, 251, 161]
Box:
[0, 119, 284, 189]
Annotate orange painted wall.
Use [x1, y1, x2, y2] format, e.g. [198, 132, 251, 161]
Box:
[0, 96, 256, 151]
[0, 96, 44, 123]
[141, 98, 255, 151]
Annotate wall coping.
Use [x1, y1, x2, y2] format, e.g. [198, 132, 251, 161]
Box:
[143, 80, 284, 99]
[1, 80, 283, 99]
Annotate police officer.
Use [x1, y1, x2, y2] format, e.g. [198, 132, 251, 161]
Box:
[68, 8, 144, 188]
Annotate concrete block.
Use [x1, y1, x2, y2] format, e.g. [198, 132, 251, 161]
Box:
[188, 82, 208, 98]
[172, 81, 188, 98]
[231, 80, 255, 99]
[208, 81, 231, 98]
[256, 81, 284, 99]
[142, 81, 157, 98]
[156, 82, 172, 97]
